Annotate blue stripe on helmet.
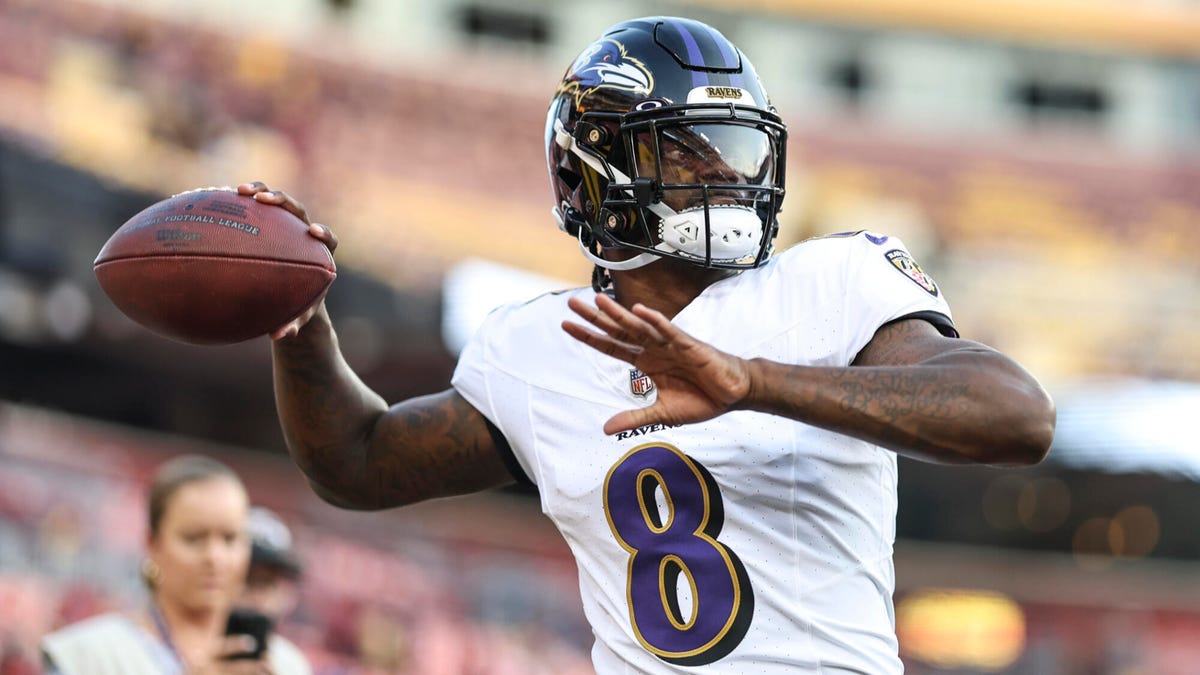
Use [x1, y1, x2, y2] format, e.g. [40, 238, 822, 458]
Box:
[665, 18, 707, 88]
[707, 25, 745, 88]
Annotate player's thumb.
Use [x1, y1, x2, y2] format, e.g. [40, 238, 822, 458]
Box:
[603, 407, 659, 436]
[270, 300, 327, 341]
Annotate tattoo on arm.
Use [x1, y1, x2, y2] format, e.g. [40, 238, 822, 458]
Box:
[274, 317, 511, 510]
[825, 367, 973, 452]
[364, 391, 512, 508]
[746, 318, 1053, 464]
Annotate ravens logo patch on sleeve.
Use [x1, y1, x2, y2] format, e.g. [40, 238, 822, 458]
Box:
[885, 249, 939, 296]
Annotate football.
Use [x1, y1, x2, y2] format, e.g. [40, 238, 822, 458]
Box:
[94, 187, 336, 345]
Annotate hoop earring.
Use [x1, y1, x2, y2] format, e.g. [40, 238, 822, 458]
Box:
[141, 559, 161, 587]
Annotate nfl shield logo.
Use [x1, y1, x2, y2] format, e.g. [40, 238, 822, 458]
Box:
[629, 368, 655, 398]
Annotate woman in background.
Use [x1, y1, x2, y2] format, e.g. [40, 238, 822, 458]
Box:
[41, 454, 273, 675]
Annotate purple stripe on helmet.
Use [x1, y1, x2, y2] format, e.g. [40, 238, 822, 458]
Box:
[665, 18, 707, 88]
[707, 25, 745, 88]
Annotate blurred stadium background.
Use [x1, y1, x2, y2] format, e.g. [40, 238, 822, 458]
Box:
[1, 0, 1199, 672]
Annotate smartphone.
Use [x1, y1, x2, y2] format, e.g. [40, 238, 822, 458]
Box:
[222, 607, 274, 660]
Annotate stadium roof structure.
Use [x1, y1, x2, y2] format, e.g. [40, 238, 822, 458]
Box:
[696, 0, 1200, 57]
[1048, 377, 1200, 482]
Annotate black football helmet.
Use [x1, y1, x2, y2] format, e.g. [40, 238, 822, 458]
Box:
[545, 17, 787, 288]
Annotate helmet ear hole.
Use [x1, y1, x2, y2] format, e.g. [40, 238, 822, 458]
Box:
[557, 167, 582, 192]
[575, 121, 612, 148]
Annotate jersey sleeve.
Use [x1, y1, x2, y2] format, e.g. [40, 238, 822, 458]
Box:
[450, 306, 536, 486]
[843, 233, 956, 360]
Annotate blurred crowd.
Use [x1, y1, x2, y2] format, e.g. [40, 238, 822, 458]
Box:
[0, 0, 574, 292]
[1, 0, 1199, 383]
[0, 404, 593, 675]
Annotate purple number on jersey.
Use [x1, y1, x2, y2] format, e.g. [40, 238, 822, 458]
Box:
[603, 443, 754, 665]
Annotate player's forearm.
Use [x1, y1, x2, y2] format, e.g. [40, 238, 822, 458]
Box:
[273, 306, 514, 508]
[741, 348, 1055, 465]
[271, 303, 389, 508]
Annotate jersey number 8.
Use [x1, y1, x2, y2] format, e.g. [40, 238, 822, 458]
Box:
[603, 443, 754, 666]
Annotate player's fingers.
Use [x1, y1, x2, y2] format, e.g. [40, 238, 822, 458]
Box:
[603, 406, 658, 435]
[270, 319, 302, 341]
[566, 295, 604, 324]
[628, 302, 676, 338]
[598, 295, 665, 344]
[253, 190, 310, 224]
[251, 190, 284, 205]
[571, 294, 662, 347]
[562, 321, 642, 363]
[271, 300, 323, 341]
[238, 181, 269, 195]
[309, 222, 338, 253]
[562, 320, 638, 357]
[566, 296, 628, 340]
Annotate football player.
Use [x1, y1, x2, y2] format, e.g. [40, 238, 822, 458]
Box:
[246, 16, 1054, 674]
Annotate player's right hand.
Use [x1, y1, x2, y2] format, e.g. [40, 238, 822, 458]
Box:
[563, 293, 752, 434]
[236, 181, 339, 341]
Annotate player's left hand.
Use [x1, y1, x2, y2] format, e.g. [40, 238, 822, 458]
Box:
[564, 293, 752, 434]
[236, 181, 338, 341]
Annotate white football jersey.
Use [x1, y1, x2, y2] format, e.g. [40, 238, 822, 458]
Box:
[452, 232, 954, 674]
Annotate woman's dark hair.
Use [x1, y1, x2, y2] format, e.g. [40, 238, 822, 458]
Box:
[147, 454, 244, 537]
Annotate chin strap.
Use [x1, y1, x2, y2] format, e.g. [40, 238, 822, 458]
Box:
[576, 226, 671, 271]
[551, 205, 664, 271]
